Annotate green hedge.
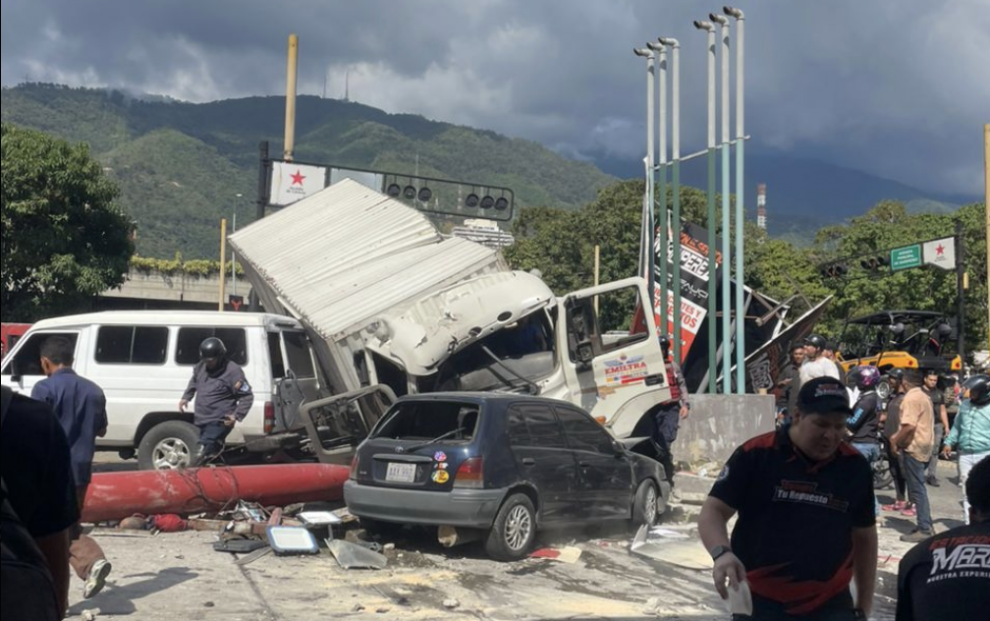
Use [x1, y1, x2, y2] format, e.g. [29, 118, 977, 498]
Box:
[130, 253, 244, 278]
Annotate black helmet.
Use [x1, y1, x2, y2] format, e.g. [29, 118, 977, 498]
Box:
[804, 334, 828, 350]
[199, 337, 227, 360]
[888, 368, 905, 382]
[963, 374, 990, 406]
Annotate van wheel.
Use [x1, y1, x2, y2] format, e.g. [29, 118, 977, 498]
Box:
[485, 494, 537, 562]
[632, 480, 660, 527]
[138, 421, 200, 471]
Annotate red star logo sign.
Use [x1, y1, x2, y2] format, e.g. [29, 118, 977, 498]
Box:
[936, 244, 945, 256]
[291, 170, 306, 186]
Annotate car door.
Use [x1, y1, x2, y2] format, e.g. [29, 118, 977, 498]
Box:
[268, 330, 322, 430]
[507, 403, 580, 524]
[558, 278, 670, 425]
[555, 405, 633, 520]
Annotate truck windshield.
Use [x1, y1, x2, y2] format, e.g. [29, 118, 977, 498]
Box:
[373, 402, 481, 444]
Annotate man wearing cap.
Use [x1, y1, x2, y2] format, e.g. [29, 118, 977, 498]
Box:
[800, 334, 841, 386]
[699, 377, 877, 620]
[890, 369, 936, 543]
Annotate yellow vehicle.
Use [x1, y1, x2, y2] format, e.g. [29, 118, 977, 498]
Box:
[837, 311, 962, 398]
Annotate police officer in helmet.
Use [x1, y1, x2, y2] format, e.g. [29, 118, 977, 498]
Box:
[179, 338, 254, 467]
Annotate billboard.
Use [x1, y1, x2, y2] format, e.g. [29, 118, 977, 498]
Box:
[652, 220, 723, 358]
[744, 296, 833, 395]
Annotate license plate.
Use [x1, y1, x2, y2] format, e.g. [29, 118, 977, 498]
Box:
[386, 462, 417, 483]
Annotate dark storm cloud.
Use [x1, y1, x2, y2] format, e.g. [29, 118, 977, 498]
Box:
[1, 0, 986, 195]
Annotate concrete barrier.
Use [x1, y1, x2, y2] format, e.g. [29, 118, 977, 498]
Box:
[677, 394, 776, 465]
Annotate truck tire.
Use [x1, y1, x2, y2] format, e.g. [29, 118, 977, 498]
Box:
[632, 479, 660, 528]
[138, 421, 200, 471]
[485, 493, 537, 562]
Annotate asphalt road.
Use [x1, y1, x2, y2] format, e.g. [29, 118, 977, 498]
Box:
[66, 459, 966, 621]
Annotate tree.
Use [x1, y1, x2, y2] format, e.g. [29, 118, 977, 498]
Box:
[1, 123, 133, 321]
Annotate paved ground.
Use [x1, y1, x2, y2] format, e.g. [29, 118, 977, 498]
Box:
[68, 457, 966, 621]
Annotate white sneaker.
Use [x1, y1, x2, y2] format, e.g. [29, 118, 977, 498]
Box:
[83, 559, 112, 599]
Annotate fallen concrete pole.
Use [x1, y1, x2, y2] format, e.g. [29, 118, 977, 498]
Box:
[81, 464, 349, 523]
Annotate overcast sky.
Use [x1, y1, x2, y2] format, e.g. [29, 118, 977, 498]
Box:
[1, 0, 987, 196]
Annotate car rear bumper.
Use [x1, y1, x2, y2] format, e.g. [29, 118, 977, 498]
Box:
[344, 481, 506, 528]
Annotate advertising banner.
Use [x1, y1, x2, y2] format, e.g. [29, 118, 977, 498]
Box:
[270, 162, 329, 207]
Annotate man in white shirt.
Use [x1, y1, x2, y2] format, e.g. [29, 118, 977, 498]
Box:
[800, 334, 841, 385]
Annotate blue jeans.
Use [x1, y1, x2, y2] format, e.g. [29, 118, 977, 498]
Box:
[851, 442, 881, 515]
[197, 421, 232, 458]
[903, 453, 934, 532]
[851, 442, 880, 463]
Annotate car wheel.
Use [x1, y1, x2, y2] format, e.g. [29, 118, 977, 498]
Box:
[485, 493, 537, 562]
[138, 421, 200, 471]
[632, 480, 661, 527]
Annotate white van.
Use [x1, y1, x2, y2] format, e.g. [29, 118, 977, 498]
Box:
[0, 311, 323, 470]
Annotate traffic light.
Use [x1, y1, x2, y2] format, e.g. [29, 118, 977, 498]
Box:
[820, 263, 849, 279]
[860, 256, 890, 271]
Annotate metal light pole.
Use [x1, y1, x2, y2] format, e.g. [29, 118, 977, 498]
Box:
[695, 19, 718, 393]
[726, 7, 746, 392]
[652, 41, 670, 338]
[985, 124, 990, 354]
[231, 193, 243, 298]
[711, 13, 732, 393]
[659, 37, 683, 365]
[634, 48, 657, 300]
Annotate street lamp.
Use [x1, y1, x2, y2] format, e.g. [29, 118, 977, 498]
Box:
[634, 47, 658, 309]
[710, 12, 733, 393]
[724, 6, 746, 393]
[647, 40, 669, 338]
[658, 37, 683, 365]
[695, 19, 718, 393]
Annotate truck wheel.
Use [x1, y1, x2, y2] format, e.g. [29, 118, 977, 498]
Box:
[138, 421, 200, 471]
[632, 480, 660, 527]
[485, 494, 537, 562]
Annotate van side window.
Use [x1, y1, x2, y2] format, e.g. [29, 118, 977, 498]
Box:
[95, 327, 168, 365]
[175, 328, 248, 365]
[5, 333, 79, 377]
[283, 332, 315, 379]
[268, 333, 286, 378]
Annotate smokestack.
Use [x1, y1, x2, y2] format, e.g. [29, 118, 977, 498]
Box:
[757, 183, 767, 230]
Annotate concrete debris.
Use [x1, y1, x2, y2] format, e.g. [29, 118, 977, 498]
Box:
[443, 599, 461, 610]
[82, 611, 97, 621]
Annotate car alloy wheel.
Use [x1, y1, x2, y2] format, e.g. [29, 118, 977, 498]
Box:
[153, 438, 192, 470]
[503, 504, 534, 552]
[645, 485, 659, 525]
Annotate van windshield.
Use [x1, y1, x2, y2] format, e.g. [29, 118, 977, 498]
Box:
[373, 402, 481, 443]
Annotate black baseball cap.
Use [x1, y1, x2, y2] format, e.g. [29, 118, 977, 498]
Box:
[798, 377, 852, 416]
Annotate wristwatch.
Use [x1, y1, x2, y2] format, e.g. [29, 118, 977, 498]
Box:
[709, 545, 732, 561]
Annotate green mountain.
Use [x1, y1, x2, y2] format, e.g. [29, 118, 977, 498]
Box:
[1, 84, 616, 259]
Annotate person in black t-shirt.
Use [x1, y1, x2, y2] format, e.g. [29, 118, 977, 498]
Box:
[1, 388, 80, 617]
[699, 377, 877, 620]
[896, 455, 990, 620]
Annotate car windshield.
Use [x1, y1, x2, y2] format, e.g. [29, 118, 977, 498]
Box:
[372, 401, 481, 443]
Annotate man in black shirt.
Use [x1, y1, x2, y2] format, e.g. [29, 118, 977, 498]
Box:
[923, 370, 949, 487]
[1, 387, 80, 617]
[896, 455, 990, 620]
[699, 377, 877, 620]
[881, 370, 910, 512]
[776, 343, 805, 426]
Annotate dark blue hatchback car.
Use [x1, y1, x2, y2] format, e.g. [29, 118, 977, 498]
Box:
[344, 393, 670, 561]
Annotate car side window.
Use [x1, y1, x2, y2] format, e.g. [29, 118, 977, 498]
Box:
[518, 404, 567, 449]
[95, 326, 168, 365]
[6, 333, 79, 377]
[283, 332, 316, 379]
[556, 407, 615, 455]
[268, 332, 286, 378]
[507, 406, 532, 447]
